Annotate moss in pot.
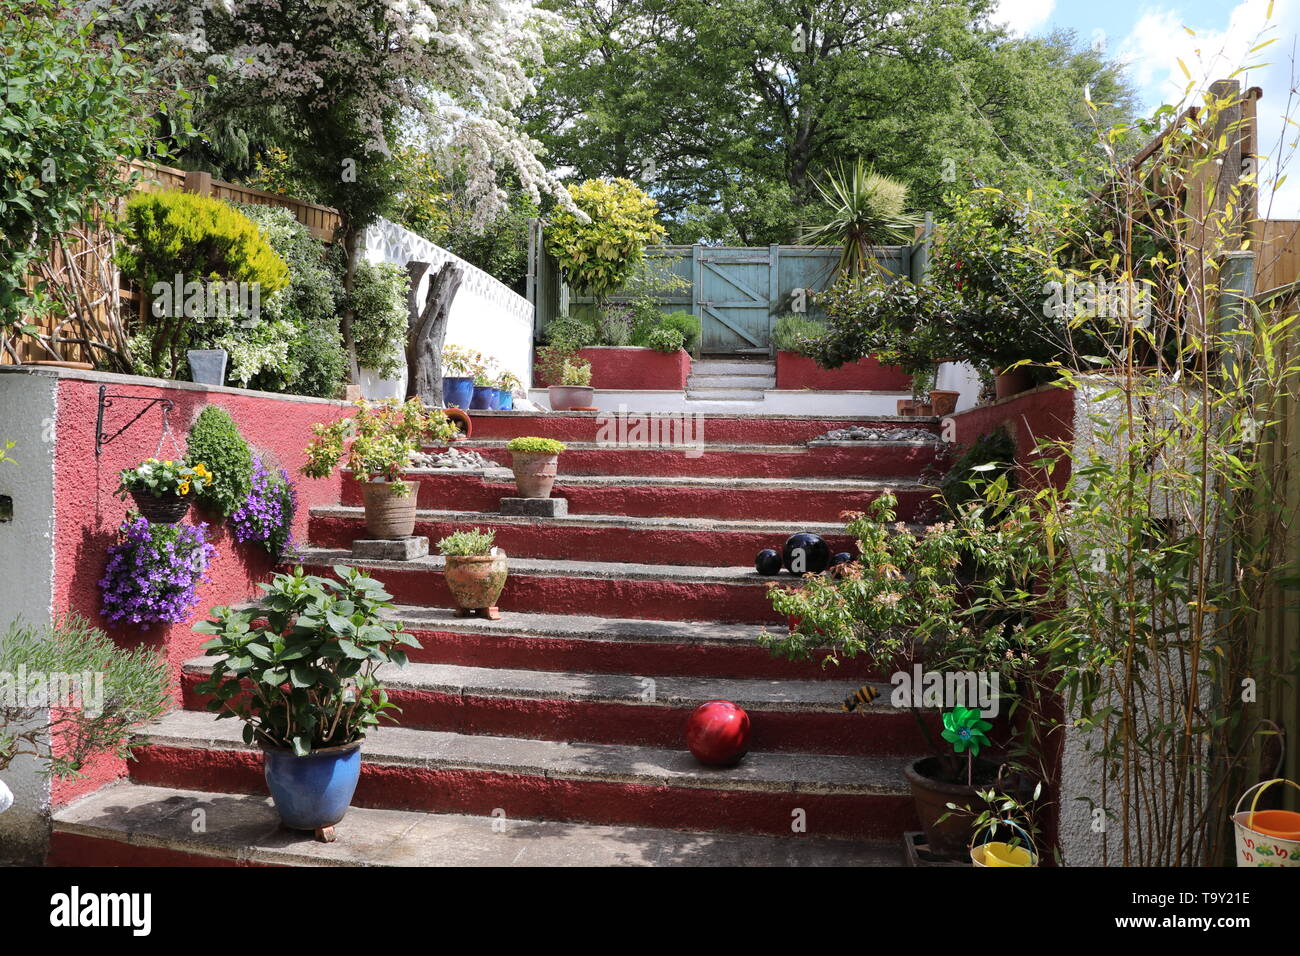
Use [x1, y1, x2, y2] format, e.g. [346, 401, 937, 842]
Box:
[506, 436, 566, 498]
[193, 565, 421, 840]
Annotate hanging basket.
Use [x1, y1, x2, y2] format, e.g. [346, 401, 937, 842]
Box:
[1232, 778, 1300, 866]
[970, 819, 1039, 867]
[129, 489, 192, 524]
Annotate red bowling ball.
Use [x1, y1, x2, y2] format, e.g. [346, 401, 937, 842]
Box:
[685, 700, 751, 766]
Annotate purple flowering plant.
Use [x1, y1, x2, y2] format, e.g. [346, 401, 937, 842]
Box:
[230, 456, 297, 560]
[100, 515, 216, 626]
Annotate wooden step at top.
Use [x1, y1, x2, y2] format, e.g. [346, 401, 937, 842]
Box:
[183, 656, 891, 714]
[52, 783, 902, 866]
[135, 709, 912, 796]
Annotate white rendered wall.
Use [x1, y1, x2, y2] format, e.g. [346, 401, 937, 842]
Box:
[0, 370, 58, 863]
[362, 218, 534, 390]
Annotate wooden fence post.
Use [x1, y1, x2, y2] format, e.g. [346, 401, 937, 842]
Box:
[183, 170, 213, 197]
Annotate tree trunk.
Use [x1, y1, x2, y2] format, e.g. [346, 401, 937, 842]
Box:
[405, 259, 464, 406]
[340, 221, 361, 383]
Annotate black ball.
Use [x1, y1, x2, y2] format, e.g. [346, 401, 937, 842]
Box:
[755, 548, 782, 575]
[782, 533, 831, 574]
[830, 552, 853, 567]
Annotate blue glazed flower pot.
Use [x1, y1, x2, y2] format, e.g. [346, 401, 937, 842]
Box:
[470, 385, 496, 409]
[442, 376, 474, 408]
[263, 740, 362, 831]
[497, 389, 514, 410]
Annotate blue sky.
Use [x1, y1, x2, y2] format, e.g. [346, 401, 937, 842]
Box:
[994, 0, 1300, 213]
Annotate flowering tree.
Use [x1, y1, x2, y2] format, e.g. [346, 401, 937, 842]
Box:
[86, 0, 575, 376]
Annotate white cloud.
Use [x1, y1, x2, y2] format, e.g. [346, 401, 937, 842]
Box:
[1118, 0, 1300, 217]
[992, 0, 1057, 36]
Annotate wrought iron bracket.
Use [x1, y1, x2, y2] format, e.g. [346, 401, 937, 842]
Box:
[95, 384, 175, 457]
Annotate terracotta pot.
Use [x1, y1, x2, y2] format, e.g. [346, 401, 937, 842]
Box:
[359, 480, 417, 539]
[511, 452, 559, 498]
[444, 553, 508, 612]
[548, 385, 594, 411]
[995, 368, 1033, 399]
[904, 756, 1036, 859]
[912, 401, 934, 416]
[929, 389, 960, 416]
[896, 399, 915, 416]
[129, 489, 191, 524]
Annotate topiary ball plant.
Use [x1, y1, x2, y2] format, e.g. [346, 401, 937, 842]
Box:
[186, 405, 254, 517]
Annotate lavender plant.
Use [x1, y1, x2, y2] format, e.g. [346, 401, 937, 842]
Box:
[230, 456, 297, 560]
[99, 516, 216, 626]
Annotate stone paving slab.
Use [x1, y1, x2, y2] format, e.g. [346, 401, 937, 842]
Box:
[138, 710, 911, 795]
[54, 783, 903, 867]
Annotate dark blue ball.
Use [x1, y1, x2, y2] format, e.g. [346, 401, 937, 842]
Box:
[782, 533, 831, 574]
[830, 552, 853, 567]
[755, 548, 782, 575]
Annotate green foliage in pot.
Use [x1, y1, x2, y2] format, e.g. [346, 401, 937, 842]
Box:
[0, 615, 170, 777]
[506, 437, 567, 455]
[441, 344, 482, 378]
[559, 357, 593, 387]
[186, 405, 254, 517]
[436, 527, 497, 557]
[194, 566, 419, 756]
[544, 178, 666, 302]
[301, 398, 458, 490]
[347, 260, 409, 379]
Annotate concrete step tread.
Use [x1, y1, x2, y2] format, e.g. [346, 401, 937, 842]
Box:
[183, 656, 888, 713]
[685, 390, 766, 401]
[311, 504, 849, 537]
[687, 376, 777, 388]
[364, 469, 932, 492]
[451, 440, 808, 454]
[469, 410, 931, 422]
[53, 782, 901, 867]
[295, 547, 804, 586]
[137, 710, 912, 795]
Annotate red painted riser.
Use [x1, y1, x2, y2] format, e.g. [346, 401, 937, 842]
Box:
[183, 678, 930, 756]
[47, 832, 274, 867]
[453, 443, 942, 479]
[128, 746, 918, 839]
[387, 626, 879, 681]
[467, 414, 939, 445]
[301, 562, 782, 624]
[309, 514, 855, 567]
[340, 474, 932, 523]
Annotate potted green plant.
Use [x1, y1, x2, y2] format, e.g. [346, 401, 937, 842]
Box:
[548, 357, 594, 410]
[506, 437, 566, 498]
[115, 457, 214, 524]
[437, 527, 507, 620]
[194, 566, 419, 839]
[302, 398, 458, 539]
[495, 369, 522, 410]
[441, 345, 480, 408]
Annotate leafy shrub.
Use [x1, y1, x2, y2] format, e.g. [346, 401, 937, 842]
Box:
[436, 528, 496, 556]
[0, 615, 170, 778]
[99, 516, 216, 626]
[657, 312, 700, 353]
[117, 190, 290, 378]
[647, 327, 686, 353]
[771, 314, 825, 355]
[230, 455, 297, 559]
[939, 429, 1017, 517]
[302, 399, 458, 489]
[543, 313, 598, 352]
[194, 566, 420, 755]
[506, 437, 566, 455]
[536, 345, 593, 387]
[347, 261, 409, 379]
[559, 358, 592, 386]
[544, 178, 666, 300]
[186, 406, 254, 517]
[227, 204, 346, 398]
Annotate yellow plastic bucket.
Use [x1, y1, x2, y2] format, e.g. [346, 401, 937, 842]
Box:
[1232, 778, 1300, 867]
[970, 820, 1038, 868]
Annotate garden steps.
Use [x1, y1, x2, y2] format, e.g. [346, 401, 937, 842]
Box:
[181, 657, 921, 756]
[438, 438, 944, 479]
[120, 709, 918, 839]
[343, 470, 936, 522]
[308, 505, 856, 565]
[292, 547, 794, 623]
[49, 783, 902, 867]
[466, 410, 940, 445]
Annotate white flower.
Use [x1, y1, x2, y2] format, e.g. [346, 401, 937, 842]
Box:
[0, 778, 13, 815]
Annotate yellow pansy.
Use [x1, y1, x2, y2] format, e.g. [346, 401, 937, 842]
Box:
[178, 480, 191, 495]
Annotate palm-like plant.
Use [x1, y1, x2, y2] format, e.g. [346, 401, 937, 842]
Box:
[802, 160, 920, 276]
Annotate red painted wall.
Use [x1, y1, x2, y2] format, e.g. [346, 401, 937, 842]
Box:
[49, 375, 347, 805]
[946, 383, 1075, 490]
[775, 352, 911, 391]
[534, 347, 690, 390]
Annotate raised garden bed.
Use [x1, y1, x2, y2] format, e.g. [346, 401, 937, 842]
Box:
[533, 346, 691, 391]
[775, 351, 911, 391]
